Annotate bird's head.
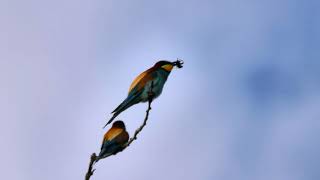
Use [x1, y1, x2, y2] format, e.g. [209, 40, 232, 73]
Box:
[154, 59, 184, 72]
[112, 121, 126, 129]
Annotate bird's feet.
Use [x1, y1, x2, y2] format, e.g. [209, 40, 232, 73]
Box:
[147, 81, 155, 103]
[148, 91, 155, 100]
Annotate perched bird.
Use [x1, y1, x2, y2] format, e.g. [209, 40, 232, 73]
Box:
[104, 60, 183, 127]
[96, 121, 129, 162]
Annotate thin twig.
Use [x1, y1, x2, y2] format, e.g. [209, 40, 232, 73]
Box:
[84, 81, 154, 180]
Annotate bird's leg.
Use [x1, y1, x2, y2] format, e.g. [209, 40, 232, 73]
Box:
[148, 81, 155, 103]
[148, 91, 155, 100]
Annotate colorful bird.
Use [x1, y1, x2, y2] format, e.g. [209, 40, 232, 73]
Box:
[96, 121, 129, 162]
[104, 60, 183, 127]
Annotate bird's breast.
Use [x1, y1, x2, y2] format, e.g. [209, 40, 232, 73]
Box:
[140, 73, 168, 102]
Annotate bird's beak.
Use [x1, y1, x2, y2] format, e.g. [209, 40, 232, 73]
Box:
[172, 59, 184, 68]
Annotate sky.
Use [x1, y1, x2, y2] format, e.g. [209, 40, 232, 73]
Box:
[1, 0, 319, 180]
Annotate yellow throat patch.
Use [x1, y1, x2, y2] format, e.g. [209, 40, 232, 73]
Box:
[161, 64, 173, 72]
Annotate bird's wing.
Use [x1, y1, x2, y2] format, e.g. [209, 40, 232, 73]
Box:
[110, 88, 142, 114]
[113, 130, 129, 145]
[101, 128, 123, 150]
[100, 139, 114, 151]
[128, 67, 155, 94]
[105, 128, 123, 141]
[99, 130, 128, 158]
[98, 138, 119, 158]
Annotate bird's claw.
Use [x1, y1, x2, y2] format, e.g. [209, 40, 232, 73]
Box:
[173, 58, 184, 68]
[148, 91, 155, 99]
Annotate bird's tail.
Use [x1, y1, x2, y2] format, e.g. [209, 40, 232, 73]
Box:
[103, 111, 120, 128]
[94, 156, 100, 164]
[94, 152, 113, 163]
[94, 156, 106, 164]
[103, 94, 139, 128]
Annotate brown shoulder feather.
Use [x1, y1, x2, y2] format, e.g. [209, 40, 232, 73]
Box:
[128, 67, 155, 94]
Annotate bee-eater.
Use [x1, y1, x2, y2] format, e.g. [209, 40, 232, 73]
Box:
[104, 60, 183, 127]
[96, 121, 129, 162]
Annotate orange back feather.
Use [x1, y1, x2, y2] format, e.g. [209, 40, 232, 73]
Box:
[128, 67, 155, 94]
[104, 128, 123, 142]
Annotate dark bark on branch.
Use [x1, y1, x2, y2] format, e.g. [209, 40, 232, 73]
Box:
[85, 153, 97, 180]
[85, 82, 154, 180]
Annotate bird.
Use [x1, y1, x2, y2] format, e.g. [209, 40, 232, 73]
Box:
[104, 60, 184, 128]
[96, 121, 129, 162]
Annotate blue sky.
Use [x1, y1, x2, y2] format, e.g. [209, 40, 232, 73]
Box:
[1, 0, 319, 180]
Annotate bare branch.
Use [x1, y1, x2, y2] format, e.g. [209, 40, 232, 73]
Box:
[85, 153, 97, 180]
[84, 81, 154, 180]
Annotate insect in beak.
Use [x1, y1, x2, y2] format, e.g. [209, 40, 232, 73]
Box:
[172, 59, 184, 68]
